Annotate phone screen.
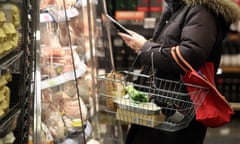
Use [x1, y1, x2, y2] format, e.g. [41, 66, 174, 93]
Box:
[106, 14, 132, 35]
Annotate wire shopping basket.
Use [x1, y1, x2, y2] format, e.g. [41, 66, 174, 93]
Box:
[97, 49, 209, 131]
[96, 70, 209, 132]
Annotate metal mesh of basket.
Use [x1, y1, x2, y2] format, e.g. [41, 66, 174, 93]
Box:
[96, 71, 209, 132]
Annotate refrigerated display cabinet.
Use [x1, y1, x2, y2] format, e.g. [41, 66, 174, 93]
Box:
[32, 0, 124, 144]
[0, 0, 33, 144]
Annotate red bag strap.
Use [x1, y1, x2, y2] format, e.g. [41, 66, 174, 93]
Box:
[171, 46, 232, 105]
[175, 46, 195, 72]
[170, 46, 189, 73]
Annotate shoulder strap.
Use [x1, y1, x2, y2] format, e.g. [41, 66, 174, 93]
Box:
[171, 46, 196, 72]
[175, 46, 195, 72]
[170, 46, 189, 73]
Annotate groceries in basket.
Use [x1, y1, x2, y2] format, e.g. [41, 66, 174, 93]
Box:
[115, 83, 165, 128]
[126, 85, 185, 123]
[126, 85, 148, 103]
[126, 74, 202, 131]
[104, 71, 126, 111]
[154, 101, 185, 123]
[97, 70, 206, 132]
[115, 83, 185, 126]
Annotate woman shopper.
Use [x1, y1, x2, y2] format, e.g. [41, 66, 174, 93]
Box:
[118, 0, 240, 144]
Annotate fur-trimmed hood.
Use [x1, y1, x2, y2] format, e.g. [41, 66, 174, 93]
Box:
[182, 0, 240, 23]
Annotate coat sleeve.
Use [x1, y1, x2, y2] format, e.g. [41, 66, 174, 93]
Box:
[138, 6, 217, 74]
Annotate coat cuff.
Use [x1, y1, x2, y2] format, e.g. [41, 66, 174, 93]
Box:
[137, 40, 161, 55]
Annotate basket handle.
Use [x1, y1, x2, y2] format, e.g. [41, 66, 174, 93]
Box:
[151, 52, 156, 75]
[125, 51, 157, 87]
[124, 52, 145, 84]
[127, 51, 158, 75]
[150, 52, 159, 88]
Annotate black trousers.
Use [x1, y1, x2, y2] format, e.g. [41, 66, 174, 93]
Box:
[125, 120, 207, 144]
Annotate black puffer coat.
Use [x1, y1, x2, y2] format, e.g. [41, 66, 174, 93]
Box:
[138, 0, 240, 79]
[125, 0, 240, 144]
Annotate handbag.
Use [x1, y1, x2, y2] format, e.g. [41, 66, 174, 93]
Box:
[171, 46, 234, 127]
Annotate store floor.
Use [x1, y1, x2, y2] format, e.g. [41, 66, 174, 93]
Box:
[98, 112, 240, 144]
[204, 112, 240, 144]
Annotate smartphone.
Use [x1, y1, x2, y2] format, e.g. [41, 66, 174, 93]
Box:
[106, 14, 132, 36]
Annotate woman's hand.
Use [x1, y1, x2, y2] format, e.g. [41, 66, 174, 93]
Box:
[118, 29, 147, 52]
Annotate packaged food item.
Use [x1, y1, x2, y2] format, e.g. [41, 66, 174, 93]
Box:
[2, 132, 15, 144]
[42, 103, 65, 140]
[2, 22, 16, 51]
[0, 3, 20, 28]
[0, 11, 6, 54]
[0, 73, 12, 117]
[156, 101, 185, 123]
[0, 11, 6, 23]
[60, 92, 87, 121]
[104, 71, 126, 111]
[0, 29, 6, 54]
[2, 22, 18, 49]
